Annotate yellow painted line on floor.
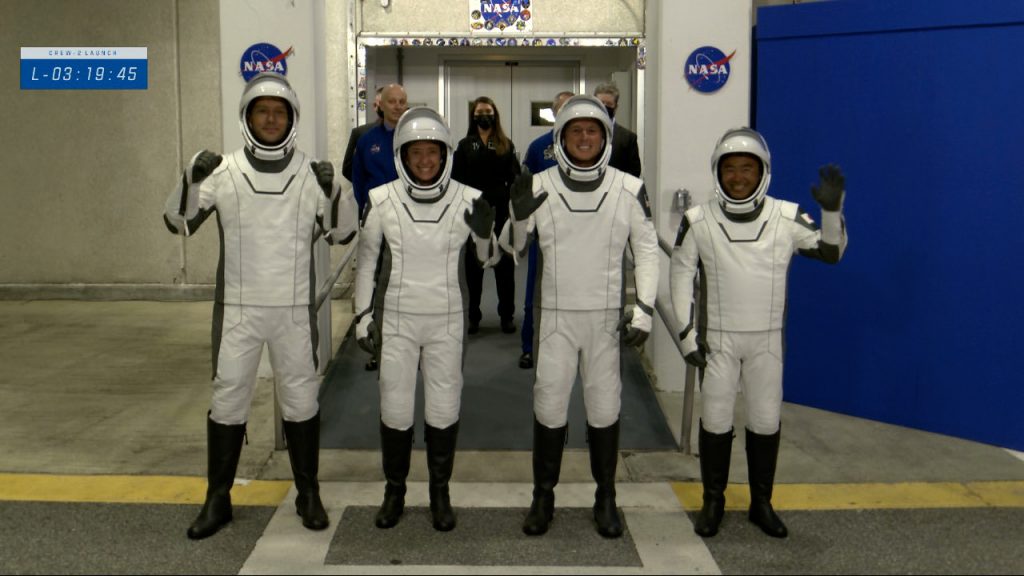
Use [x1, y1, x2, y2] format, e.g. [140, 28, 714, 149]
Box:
[0, 474, 291, 506]
[671, 481, 1024, 511]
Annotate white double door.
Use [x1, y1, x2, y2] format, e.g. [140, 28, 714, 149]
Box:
[444, 61, 579, 161]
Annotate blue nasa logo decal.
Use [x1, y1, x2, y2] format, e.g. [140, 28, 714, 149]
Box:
[239, 42, 293, 81]
[684, 46, 735, 93]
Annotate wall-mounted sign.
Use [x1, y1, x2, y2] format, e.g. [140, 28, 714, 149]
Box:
[20, 47, 148, 90]
[469, 0, 532, 35]
[239, 42, 294, 81]
[684, 46, 735, 93]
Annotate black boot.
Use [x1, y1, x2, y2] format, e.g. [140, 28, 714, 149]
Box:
[522, 417, 567, 536]
[746, 427, 788, 538]
[425, 421, 459, 532]
[694, 423, 733, 537]
[283, 412, 329, 531]
[588, 420, 623, 538]
[376, 422, 413, 529]
[187, 414, 246, 540]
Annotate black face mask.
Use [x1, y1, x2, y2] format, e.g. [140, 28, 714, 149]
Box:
[474, 115, 495, 130]
[604, 106, 616, 120]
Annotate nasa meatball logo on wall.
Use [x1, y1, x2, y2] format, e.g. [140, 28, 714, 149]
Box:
[684, 46, 735, 93]
[239, 42, 294, 81]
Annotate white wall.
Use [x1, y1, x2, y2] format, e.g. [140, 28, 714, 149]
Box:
[0, 0, 221, 295]
[645, 0, 752, 398]
[218, 0, 324, 158]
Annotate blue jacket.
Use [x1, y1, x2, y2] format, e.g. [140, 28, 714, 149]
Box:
[523, 131, 557, 175]
[352, 124, 397, 216]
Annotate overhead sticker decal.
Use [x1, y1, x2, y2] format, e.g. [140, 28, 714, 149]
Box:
[469, 0, 532, 35]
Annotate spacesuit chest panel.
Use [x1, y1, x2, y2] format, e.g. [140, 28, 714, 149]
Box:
[535, 170, 630, 311]
[698, 198, 796, 331]
[379, 182, 470, 314]
[217, 150, 318, 306]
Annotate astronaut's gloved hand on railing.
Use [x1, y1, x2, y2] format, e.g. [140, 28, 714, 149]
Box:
[355, 315, 378, 356]
[681, 332, 709, 369]
[616, 307, 650, 348]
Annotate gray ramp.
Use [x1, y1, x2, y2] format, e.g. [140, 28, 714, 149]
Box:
[319, 261, 676, 451]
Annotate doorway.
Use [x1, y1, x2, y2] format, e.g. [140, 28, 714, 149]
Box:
[444, 61, 579, 157]
[327, 42, 674, 451]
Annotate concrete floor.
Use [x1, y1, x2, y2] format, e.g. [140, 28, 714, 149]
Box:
[0, 299, 1022, 574]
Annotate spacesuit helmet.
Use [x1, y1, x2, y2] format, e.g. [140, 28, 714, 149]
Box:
[553, 95, 614, 182]
[712, 127, 772, 215]
[239, 72, 300, 161]
[393, 107, 453, 199]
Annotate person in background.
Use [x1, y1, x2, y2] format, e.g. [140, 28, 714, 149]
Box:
[163, 72, 358, 540]
[517, 90, 574, 369]
[352, 83, 409, 219]
[350, 83, 408, 371]
[593, 82, 642, 178]
[452, 96, 521, 335]
[670, 127, 848, 539]
[354, 107, 498, 532]
[342, 86, 383, 183]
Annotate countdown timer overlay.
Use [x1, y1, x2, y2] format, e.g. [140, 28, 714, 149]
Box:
[21, 47, 148, 90]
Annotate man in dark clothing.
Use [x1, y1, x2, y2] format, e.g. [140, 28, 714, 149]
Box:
[352, 84, 408, 218]
[341, 86, 383, 183]
[350, 83, 408, 371]
[594, 82, 642, 178]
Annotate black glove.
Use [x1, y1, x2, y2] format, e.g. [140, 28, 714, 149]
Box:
[191, 150, 222, 184]
[510, 173, 548, 221]
[811, 163, 845, 211]
[464, 197, 495, 238]
[357, 320, 378, 356]
[310, 161, 335, 198]
[683, 341, 709, 369]
[616, 311, 650, 347]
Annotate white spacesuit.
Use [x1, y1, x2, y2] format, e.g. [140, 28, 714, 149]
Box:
[506, 95, 659, 539]
[353, 106, 497, 533]
[670, 127, 847, 540]
[164, 72, 357, 540]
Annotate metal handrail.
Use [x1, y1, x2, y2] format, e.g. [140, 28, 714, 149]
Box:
[654, 236, 697, 455]
[276, 242, 358, 450]
[625, 235, 697, 454]
[315, 243, 358, 311]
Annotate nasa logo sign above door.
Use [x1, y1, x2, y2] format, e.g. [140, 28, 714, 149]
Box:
[469, 0, 533, 34]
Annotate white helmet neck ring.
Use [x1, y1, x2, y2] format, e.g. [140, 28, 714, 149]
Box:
[553, 95, 613, 183]
[392, 107, 454, 201]
[711, 127, 772, 215]
[239, 72, 300, 162]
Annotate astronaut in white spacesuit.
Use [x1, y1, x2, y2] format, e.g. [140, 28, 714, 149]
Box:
[163, 72, 357, 540]
[670, 127, 847, 539]
[505, 95, 659, 539]
[353, 107, 497, 532]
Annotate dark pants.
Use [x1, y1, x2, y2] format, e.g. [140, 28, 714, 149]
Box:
[465, 249, 515, 325]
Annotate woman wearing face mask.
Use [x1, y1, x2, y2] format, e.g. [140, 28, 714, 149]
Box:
[452, 96, 522, 335]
